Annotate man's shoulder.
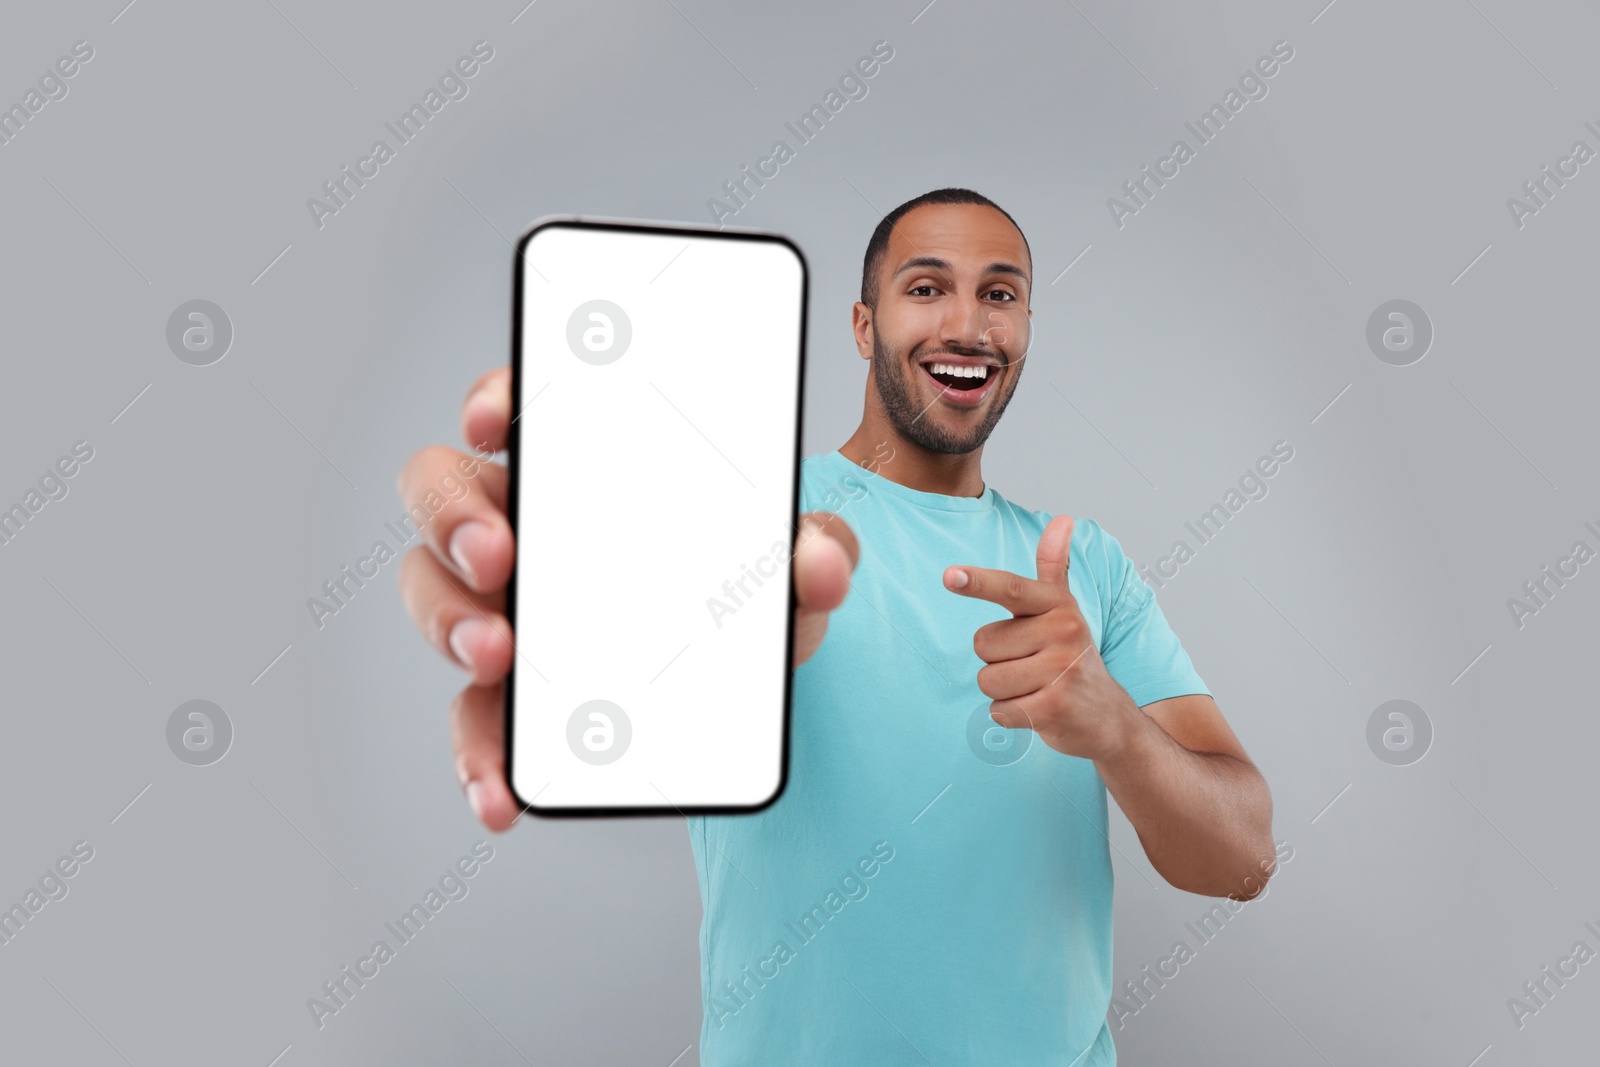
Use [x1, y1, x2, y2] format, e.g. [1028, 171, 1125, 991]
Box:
[990, 489, 1116, 556]
[797, 451, 872, 512]
[989, 489, 1132, 596]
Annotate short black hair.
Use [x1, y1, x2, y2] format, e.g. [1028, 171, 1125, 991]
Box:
[859, 188, 1031, 309]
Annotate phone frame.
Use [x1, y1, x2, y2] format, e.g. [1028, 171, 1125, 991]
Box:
[503, 214, 809, 819]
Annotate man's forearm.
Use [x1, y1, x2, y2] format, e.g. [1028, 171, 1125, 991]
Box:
[1093, 698, 1276, 899]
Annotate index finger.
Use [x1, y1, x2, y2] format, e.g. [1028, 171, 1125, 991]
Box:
[943, 565, 1060, 617]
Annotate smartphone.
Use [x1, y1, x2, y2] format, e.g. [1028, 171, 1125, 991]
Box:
[504, 217, 807, 817]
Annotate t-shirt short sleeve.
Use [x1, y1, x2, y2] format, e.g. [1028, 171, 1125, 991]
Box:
[1088, 518, 1211, 707]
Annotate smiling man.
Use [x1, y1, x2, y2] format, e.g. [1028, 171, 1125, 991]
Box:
[398, 187, 1276, 1064]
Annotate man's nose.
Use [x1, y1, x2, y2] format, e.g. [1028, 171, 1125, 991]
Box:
[941, 297, 998, 351]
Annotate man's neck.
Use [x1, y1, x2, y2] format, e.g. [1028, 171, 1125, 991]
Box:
[837, 427, 986, 499]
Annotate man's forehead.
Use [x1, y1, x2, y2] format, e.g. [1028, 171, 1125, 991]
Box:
[887, 204, 1029, 279]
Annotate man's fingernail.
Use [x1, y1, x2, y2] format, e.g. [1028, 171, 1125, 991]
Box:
[466, 387, 500, 420]
[947, 568, 969, 589]
[449, 522, 488, 584]
[449, 618, 488, 669]
[466, 780, 485, 821]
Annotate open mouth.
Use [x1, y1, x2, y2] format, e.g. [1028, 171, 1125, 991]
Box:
[923, 362, 990, 392]
[918, 359, 1000, 406]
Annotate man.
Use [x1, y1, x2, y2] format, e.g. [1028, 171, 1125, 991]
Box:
[398, 188, 1276, 1063]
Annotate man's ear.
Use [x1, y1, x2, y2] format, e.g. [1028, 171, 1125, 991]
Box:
[851, 301, 874, 360]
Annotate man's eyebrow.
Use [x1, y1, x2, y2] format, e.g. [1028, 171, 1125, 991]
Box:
[891, 255, 1030, 285]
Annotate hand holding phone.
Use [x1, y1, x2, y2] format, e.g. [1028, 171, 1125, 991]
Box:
[395, 222, 858, 827]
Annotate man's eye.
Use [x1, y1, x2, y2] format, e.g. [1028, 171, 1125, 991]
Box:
[908, 285, 936, 297]
[986, 290, 1016, 302]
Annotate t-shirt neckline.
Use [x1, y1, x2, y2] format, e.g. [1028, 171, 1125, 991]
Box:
[822, 449, 998, 513]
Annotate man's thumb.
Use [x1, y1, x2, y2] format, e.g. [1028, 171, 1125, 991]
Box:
[794, 512, 859, 613]
[1037, 515, 1074, 587]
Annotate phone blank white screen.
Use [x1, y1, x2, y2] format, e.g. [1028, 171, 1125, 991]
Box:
[510, 224, 803, 811]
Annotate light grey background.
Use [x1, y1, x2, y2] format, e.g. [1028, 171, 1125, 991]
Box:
[2, 0, 1595, 1064]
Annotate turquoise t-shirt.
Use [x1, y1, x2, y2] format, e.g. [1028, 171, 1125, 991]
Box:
[688, 449, 1210, 1065]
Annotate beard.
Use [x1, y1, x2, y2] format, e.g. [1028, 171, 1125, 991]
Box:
[869, 329, 1023, 456]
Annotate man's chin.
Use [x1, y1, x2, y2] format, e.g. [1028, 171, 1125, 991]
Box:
[906, 418, 988, 456]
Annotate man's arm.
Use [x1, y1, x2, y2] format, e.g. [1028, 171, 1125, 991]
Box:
[942, 514, 1276, 900]
[1093, 692, 1276, 900]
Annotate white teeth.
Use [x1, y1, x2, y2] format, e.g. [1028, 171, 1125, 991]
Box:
[930, 362, 988, 379]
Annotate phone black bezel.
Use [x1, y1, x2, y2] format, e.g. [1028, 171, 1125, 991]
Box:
[503, 214, 808, 819]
